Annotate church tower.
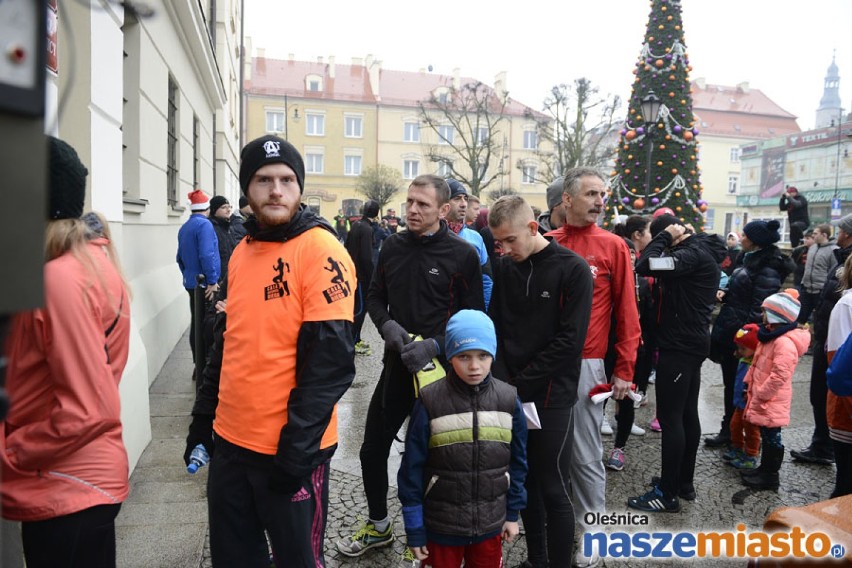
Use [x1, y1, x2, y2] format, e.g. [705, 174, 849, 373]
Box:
[815, 53, 844, 129]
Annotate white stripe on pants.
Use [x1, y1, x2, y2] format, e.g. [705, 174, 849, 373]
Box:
[570, 358, 607, 527]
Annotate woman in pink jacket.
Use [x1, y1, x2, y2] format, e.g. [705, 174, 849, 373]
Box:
[741, 288, 810, 491]
[2, 137, 131, 568]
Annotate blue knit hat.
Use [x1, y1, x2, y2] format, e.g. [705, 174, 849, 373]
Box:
[445, 310, 496, 360]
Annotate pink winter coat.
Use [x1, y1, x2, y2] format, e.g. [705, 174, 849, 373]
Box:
[743, 326, 810, 428]
[2, 239, 131, 521]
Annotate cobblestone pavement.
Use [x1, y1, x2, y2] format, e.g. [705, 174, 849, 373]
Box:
[191, 319, 835, 567]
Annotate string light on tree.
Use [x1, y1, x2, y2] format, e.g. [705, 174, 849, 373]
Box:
[607, 0, 705, 230]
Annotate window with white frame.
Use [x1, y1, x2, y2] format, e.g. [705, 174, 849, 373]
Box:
[476, 127, 488, 145]
[730, 147, 741, 163]
[345, 115, 363, 138]
[305, 150, 324, 174]
[306, 113, 325, 136]
[522, 165, 537, 184]
[437, 160, 452, 177]
[266, 110, 285, 133]
[306, 74, 323, 92]
[438, 125, 454, 145]
[404, 160, 419, 179]
[404, 121, 420, 142]
[524, 130, 538, 150]
[344, 155, 362, 176]
[728, 175, 739, 194]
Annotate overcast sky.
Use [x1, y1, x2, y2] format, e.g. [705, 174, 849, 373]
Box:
[245, 0, 851, 131]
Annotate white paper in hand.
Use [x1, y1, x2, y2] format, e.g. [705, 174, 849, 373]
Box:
[523, 402, 541, 430]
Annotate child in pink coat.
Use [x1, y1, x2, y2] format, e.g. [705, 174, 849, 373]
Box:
[741, 289, 811, 491]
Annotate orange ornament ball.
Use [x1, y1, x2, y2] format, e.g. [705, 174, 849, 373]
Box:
[676, 25, 681, 30]
[625, 169, 631, 175]
[659, 144, 666, 150]
[669, 92, 676, 97]
[680, 99, 686, 105]
[634, 198, 646, 209]
[661, 5, 667, 10]
[644, 65, 652, 71]
[628, 154, 634, 160]
[658, 24, 664, 30]
[665, 135, 672, 140]
[674, 192, 681, 197]
[656, 161, 663, 166]
[603, 221, 609, 228]
[690, 170, 696, 175]
[655, 59, 665, 68]
[699, 204, 708, 213]
[684, 131, 694, 141]
[672, 169, 678, 174]
[676, 206, 682, 212]
[669, 75, 675, 80]
[654, 187, 661, 193]
[667, 15, 672, 20]
[648, 36, 655, 42]
[626, 130, 636, 140]
[623, 145, 630, 150]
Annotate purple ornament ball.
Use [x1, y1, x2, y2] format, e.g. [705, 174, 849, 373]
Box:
[636, 127, 645, 135]
[651, 197, 660, 205]
[673, 125, 682, 134]
[693, 129, 699, 136]
[622, 197, 630, 204]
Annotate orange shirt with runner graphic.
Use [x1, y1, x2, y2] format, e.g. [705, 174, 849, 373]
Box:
[213, 227, 356, 455]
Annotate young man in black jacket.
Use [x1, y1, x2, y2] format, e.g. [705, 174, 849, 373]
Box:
[338, 174, 484, 557]
[487, 195, 593, 566]
[345, 200, 380, 355]
[628, 214, 724, 513]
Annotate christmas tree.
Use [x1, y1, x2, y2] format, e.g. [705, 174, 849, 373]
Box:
[606, 0, 706, 230]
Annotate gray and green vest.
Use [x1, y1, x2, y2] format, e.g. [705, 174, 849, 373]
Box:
[419, 374, 517, 538]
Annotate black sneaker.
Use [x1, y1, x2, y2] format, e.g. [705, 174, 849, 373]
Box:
[790, 446, 834, 465]
[649, 476, 696, 501]
[628, 487, 681, 513]
[703, 432, 731, 447]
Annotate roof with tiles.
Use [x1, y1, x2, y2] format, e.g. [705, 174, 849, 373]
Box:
[247, 56, 542, 117]
[690, 80, 800, 139]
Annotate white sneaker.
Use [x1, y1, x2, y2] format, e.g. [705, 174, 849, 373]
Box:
[573, 549, 601, 568]
[633, 392, 646, 408]
[631, 423, 646, 436]
[600, 420, 613, 436]
[648, 370, 656, 384]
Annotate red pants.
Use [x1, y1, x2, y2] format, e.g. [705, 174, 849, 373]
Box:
[730, 408, 761, 456]
[422, 535, 503, 568]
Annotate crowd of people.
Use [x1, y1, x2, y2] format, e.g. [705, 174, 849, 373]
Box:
[4, 133, 851, 568]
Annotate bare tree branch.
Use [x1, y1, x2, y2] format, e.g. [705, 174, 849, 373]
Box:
[525, 78, 621, 184]
[418, 81, 509, 196]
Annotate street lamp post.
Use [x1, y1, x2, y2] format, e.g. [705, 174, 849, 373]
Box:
[640, 91, 662, 215]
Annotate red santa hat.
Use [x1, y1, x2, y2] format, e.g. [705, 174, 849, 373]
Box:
[188, 189, 210, 211]
[652, 207, 676, 219]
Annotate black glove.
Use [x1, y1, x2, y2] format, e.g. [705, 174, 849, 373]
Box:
[184, 414, 215, 466]
[381, 320, 410, 352]
[400, 338, 439, 373]
[268, 466, 306, 495]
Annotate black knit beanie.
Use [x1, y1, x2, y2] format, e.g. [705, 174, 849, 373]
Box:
[48, 136, 88, 220]
[209, 195, 229, 215]
[743, 219, 781, 247]
[649, 214, 681, 237]
[239, 135, 305, 194]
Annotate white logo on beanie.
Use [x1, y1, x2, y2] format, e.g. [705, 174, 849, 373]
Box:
[263, 140, 281, 158]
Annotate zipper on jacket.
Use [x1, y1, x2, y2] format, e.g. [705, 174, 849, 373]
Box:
[472, 385, 480, 534]
[525, 259, 534, 297]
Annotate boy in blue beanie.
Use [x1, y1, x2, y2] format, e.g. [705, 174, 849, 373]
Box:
[398, 310, 528, 567]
